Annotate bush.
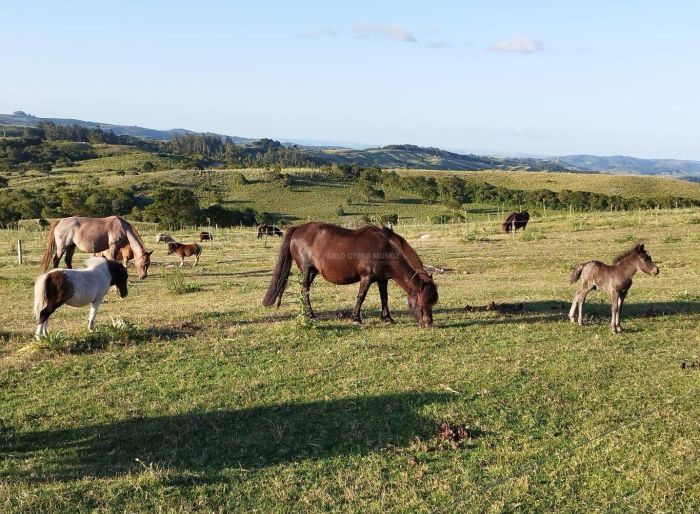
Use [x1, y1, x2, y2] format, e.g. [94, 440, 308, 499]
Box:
[164, 268, 201, 294]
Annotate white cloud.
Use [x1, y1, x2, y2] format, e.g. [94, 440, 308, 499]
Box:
[296, 28, 340, 39]
[352, 22, 417, 43]
[489, 36, 543, 54]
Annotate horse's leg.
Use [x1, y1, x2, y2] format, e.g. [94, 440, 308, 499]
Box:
[617, 289, 628, 332]
[568, 292, 579, 323]
[193, 253, 199, 267]
[577, 284, 593, 326]
[378, 279, 394, 323]
[352, 277, 373, 325]
[64, 245, 77, 269]
[610, 291, 620, 333]
[87, 298, 103, 332]
[301, 267, 317, 319]
[53, 239, 66, 268]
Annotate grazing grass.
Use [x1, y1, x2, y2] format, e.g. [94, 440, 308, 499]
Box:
[1, 209, 699, 512]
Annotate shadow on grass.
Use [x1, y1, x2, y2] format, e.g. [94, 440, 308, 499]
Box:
[3, 392, 454, 482]
[434, 300, 700, 328]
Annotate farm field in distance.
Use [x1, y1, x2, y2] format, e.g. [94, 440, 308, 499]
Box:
[1, 208, 699, 512]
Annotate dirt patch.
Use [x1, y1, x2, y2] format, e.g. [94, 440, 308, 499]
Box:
[424, 264, 454, 275]
[436, 422, 477, 449]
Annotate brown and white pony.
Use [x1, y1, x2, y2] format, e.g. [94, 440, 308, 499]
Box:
[33, 256, 128, 338]
[263, 222, 438, 326]
[257, 224, 283, 238]
[41, 216, 153, 279]
[167, 242, 202, 267]
[502, 211, 530, 233]
[569, 244, 660, 333]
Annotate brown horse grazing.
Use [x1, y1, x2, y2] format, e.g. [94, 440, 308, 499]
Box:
[198, 232, 213, 242]
[102, 244, 134, 267]
[262, 222, 438, 326]
[569, 244, 659, 333]
[167, 242, 202, 267]
[41, 216, 153, 279]
[502, 211, 530, 233]
[257, 224, 283, 238]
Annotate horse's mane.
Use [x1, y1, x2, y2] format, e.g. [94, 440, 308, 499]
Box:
[119, 216, 146, 247]
[612, 244, 642, 264]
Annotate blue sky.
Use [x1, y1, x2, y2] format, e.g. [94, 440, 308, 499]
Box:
[2, 0, 699, 158]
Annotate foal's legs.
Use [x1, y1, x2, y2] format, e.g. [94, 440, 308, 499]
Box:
[301, 267, 318, 319]
[352, 277, 373, 325]
[616, 289, 628, 332]
[569, 283, 593, 326]
[378, 279, 394, 323]
[610, 291, 620, 333]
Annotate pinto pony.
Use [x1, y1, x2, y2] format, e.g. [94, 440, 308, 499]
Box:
[41, 216, 153, 279]
[167, 242, 202, 267]
[262, 222, 438, 326]
[501, 211, 530, 233]
[569, 244, 659, 333]
[257, 224, 283, 238]
[33, 257, 128, 338]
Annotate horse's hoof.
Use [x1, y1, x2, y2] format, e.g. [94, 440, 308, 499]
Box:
[382, 317, 395, 324]
[352, 320, 362, 326]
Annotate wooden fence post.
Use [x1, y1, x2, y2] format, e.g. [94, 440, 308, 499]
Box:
[17, 239, 23, 265]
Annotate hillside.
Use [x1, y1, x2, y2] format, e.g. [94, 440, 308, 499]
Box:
[0, 111, 252, 144]
[10, 111, 700, 175]
[558, 154, 700, 177]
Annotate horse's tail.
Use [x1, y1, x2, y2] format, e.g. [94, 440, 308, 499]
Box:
[40, 220, 59, 271]
[262, 226, 297, 308]
[33, 273, 49, 320]
[569, 263, 585, 284]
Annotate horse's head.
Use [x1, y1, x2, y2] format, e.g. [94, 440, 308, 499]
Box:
[135, 250, 153, 279]
[408, 273, 438, 328]
[634, 244, 660, 276]
[167, 242, 177, 255]
[106, 259, 129, 298]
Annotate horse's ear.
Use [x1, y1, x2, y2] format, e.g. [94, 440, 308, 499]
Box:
[638, 243, 645, 251]
[147, 250, 154, 256]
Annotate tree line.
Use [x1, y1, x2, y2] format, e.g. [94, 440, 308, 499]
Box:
[0, 183, 270, 229]
[346, 166, 700, 212]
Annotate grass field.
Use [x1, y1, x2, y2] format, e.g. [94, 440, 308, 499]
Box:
[1, 208, 699, 512]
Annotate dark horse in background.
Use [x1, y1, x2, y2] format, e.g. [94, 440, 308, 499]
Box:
[263, 222, 438, 326]
[258, 224, 283, 238]
[41, 216, 153, 279]
[569, 244, 659, 333]
[502, 211, 530, 233]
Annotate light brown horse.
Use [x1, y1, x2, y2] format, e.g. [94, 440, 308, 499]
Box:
[263, 222, 438, 326]
[102, 244, 134, 268]
[41, 216, 153, 279]
[167, 242, 202, 267]
[569, 243, 659, 333]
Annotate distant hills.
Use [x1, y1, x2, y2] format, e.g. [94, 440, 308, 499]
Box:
[3, 111, 699, 178]
[555, 154, 700, 177]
